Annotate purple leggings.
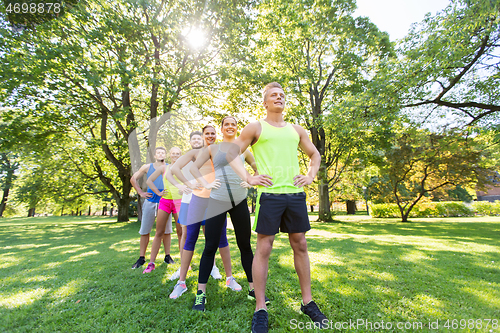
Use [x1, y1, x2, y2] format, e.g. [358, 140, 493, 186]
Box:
[183, 195, 229, 251]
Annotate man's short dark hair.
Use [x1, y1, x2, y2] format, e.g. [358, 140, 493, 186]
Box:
[190, 131, 203, 139]
[155, 146, 167, 153]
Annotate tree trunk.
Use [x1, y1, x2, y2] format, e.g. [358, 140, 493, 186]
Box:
[401, 212, 409, 222]
[102, 205, 106, 216]
[0, 159, 15, 217]
[110, 206, 114, 217]
[310, 92, 332, 222]
[61, 206, 64, 216]
[318, 182, 332, 221]
[128, 127, 144, 222]
[346, 200, 356, 215]
[88, 206, 91, 216]
[137, 197, 143, 222]
[117, 198, 130, 222]
[28, 207, 35, 217]
[0, 187, 10, 217]
[310, 205, 314, 213]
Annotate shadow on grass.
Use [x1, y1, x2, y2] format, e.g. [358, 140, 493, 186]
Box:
[0, 216, 499, 332]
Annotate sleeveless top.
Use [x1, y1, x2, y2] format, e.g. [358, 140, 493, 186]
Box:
[146, 163, 165, 203]
[192, 152, 215, 199]
[251, 120, 302, 194]
[163, 165, 183, 200]
[210, 144, 247, 203]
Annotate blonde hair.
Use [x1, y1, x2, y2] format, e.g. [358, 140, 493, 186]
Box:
[169, 146, 181, 154]
[262, 82, 284, 101]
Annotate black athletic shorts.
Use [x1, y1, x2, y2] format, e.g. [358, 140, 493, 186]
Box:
[253, 192, 310, 235]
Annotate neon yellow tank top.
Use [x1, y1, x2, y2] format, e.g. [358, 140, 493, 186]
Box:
[163, 165, 183, 200]
[251, 120, 303, 194]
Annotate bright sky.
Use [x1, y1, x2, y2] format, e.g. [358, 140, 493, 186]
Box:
[353, 0, 452, 41]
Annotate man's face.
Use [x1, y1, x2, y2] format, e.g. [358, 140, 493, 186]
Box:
[263, 87, 286, 111]
[203, 127, 216, 146]
[169, 148, 181, 163]
[155, 149, 166, 162]
[190, 134, 203, 149]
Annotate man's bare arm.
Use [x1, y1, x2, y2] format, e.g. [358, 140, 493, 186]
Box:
[293, 124, 321, 188]
[130, 164, 152, 198]
[243, 149, 258, 174]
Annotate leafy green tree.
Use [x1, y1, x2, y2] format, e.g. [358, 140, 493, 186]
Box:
[254, 0, 393, 221]
[368, 126, 493, 222]
[1, 0, 255, 221]
[393, 0, 500, 128]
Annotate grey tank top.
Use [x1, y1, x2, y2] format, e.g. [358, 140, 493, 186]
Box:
[210, 145, 247, 203]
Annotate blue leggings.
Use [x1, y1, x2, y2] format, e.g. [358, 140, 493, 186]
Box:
[183, 195, 229, 251]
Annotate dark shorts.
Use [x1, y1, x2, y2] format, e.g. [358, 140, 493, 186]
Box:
[253, 192, 310, 235]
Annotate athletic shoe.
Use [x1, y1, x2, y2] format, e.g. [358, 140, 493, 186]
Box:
[247, 289, 270, 304]
[192, 290, 206, 311]
[300, 300, 328, 328]
[142, 263, 155, 274]
[210, 265, 222, 279]
[169, 268, 181, 281]
[169, 281, 187, 299]
[164, 254, 175, 264]
[225, 276, 242, 291]
[251, 309, 268, 333]
[131, 257, 145, 269]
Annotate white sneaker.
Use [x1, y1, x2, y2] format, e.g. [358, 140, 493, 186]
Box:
[225, 276, 242, 291]
[169, 268, 181, 281]
[169, 280, 187, 299]
[211, 265, 222, 279]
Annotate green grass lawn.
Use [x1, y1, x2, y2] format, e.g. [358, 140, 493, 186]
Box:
[1, 215, 499, 332]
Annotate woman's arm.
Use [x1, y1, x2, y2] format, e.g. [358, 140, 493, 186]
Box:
[190, 146, 220, 190]
[170, 149, 197, 185]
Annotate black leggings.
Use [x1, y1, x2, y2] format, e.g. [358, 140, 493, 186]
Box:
[198, 198, 253, 284]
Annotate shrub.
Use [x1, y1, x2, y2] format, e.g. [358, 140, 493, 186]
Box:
[370, 201, 473, 218]
[369, 203, 400, 218]
[471, 201, 500, 216]
[436, 202, 473, 217]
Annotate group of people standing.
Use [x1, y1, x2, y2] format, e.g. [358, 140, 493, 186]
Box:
[129, 83, 328, 332]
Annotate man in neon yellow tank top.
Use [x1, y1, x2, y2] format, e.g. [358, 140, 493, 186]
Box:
[228, 82, 328, 332]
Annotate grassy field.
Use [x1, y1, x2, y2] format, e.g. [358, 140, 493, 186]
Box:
[1, 215, 499, 332]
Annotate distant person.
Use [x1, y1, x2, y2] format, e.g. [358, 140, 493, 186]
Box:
[143, 147, 183, 273]
[228, 82, 328, 332]
[130, 146, 172, 269]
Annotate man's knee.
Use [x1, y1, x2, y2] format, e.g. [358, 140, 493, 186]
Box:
[256, 235, 274, 257]
[290, 234, 308, 253]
